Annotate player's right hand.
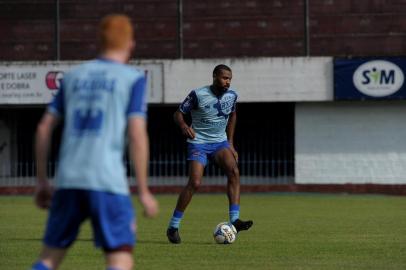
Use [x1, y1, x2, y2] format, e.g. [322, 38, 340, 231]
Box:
[181, 125, 195, 139]
[139, 191, 159, 218]
[34, 180, 53, 209]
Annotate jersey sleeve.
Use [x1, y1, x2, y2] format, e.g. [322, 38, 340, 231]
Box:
[127, 76, 147, 118]
[47, 82, 65, 117]
[179, 90, 198, 114]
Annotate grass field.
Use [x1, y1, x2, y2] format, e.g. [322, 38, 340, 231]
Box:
[0, 193, 405, 270]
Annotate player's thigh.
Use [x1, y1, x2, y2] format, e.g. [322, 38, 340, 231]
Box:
[214, 148, 238, 173]
[43, 189, 88, 249]
[188, 160, 205, 182]
[88, 191, 135, 252]
[187, 143, 209, 167]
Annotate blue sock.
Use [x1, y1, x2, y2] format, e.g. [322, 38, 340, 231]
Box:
[168, 210, 184, 229]
[229, 204, 240, 223]
[31, 261, 51, 270]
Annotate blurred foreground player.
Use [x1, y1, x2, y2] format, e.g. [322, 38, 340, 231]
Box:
[166, 64, 253, 244]
[31, 14, 158, 270]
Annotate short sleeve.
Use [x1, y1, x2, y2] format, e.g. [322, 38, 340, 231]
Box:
[179, 90, 198, 114]
[47, 83, 65, 117]
[127, 76, 147, 118]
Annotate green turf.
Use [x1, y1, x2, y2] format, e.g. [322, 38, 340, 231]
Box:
[0, 193, 405, 270]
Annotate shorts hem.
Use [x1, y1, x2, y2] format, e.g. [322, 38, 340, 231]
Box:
[212, 144, 230, 156]
[187, 157, 207, 166]
[103, 244, 134, 253]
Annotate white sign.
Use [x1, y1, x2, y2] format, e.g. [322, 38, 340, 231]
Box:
[0, 61, 163, 104]
[353, 60, 404, 97]
[163, 57, 333, 103]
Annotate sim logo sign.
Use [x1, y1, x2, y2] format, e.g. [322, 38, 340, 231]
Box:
[353, 60, 404, 97]
[334, 58, 406, 100]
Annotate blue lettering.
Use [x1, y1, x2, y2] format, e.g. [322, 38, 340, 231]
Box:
[73, 78, 116, 93]
[73, 109, 103, 135]
[221, 100, 233, 110]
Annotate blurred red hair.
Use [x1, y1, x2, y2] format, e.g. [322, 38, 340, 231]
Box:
[99, 14, 133, 51]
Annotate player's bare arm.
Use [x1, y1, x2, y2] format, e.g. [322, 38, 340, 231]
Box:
[128, 117, 159, 218]
[174, 110, 195, 139]
[35, 112, 59, 209]
[226, 110, 238, 162]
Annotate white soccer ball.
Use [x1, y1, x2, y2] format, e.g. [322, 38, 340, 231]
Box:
[213, 222, 237, 244]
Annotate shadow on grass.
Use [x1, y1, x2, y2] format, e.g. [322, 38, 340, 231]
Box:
[6, 237, 214, 246]
[137, 239, 213, 245]
[4, 237, 42, 241]
[5, 237, 94, 242]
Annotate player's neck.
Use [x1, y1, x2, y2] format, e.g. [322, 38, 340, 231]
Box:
[101, 50, 129, 64]
[210, 85, 226, 97]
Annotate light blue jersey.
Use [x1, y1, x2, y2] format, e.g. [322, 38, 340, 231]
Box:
[48, 58, 147, 195]
[179, 86, 238, 144]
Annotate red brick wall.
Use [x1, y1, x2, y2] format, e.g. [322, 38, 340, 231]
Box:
[0, 0, 405, 60]
[182, 0, 304, 58]
[0, 1, 56, 60]
[309, 0, 406, 56]
[0, 0, 178, 60]
[59, 0, 178, 60]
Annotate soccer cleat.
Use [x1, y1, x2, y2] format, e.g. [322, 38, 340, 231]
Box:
[167, 227, 181, 244]
[232, 219, 253, 233]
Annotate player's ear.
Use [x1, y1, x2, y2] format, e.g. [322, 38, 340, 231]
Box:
[126, 40, 135, 61]
[129, 40, 136, 53]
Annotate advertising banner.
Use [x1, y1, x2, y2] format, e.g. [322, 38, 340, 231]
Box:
[334, 57, 406, 100]
[0, 61, 163, 104]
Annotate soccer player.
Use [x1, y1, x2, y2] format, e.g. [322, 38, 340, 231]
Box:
[31, 14, 158, 270]
[166, 64, 253, 244]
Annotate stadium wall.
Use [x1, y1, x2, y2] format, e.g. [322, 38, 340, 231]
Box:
[1, 58, 406, 195]
[0, 57, 331, 104]
[296, 102, 406, 185]
[162, 57, 332, 102]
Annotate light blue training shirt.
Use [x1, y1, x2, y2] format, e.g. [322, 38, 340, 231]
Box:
[179, 86, 238, 144]
[48, 58, 147, 195]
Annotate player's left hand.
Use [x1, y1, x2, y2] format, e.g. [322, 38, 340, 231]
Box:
[229, 144, 239, 163]
[34, 180, 53, 209]
[139, 191, 159, 218]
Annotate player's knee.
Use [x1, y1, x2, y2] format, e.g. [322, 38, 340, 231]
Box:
[106, 265, 132, 270]
[192, 179, 202, 190]
[226, 165, 239, 179]
[105, 247, 133, 270]
[188, 178, 201, 190]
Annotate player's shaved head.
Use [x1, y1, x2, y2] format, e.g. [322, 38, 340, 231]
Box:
[99, 14, 134, 51]
[213, 64, 232, 77]
[212, 64, 232, 94]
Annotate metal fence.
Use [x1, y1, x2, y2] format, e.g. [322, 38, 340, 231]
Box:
[0, 104, 294, 186]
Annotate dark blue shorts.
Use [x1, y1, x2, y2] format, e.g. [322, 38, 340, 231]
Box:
[187, 141, 230, 166]
[43, 189, 135, 251]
